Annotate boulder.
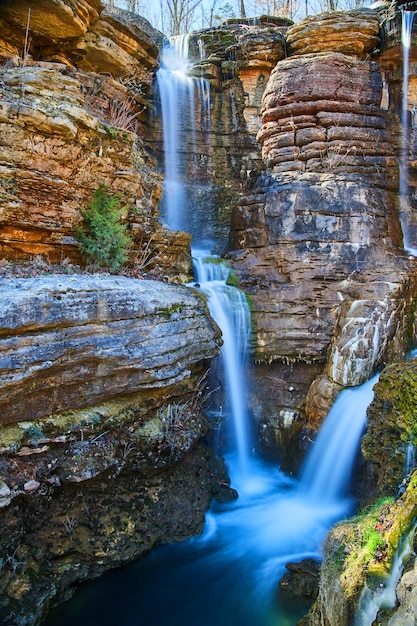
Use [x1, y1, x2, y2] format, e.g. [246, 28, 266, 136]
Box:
[0, 274, 221, 424]
[278, 558, 320, 602]
[285, 9, 380, 59]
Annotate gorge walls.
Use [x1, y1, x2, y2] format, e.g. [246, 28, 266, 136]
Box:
[0, 274, 236, 625]
[222, 9, 417, 458]
[0, 4, 235, 623]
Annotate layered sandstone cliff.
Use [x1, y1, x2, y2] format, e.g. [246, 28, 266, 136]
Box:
[0, 0, 193, 279]
[226, 10, 417, 448]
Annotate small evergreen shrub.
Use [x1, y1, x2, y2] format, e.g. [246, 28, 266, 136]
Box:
[76, 185, 132, 272]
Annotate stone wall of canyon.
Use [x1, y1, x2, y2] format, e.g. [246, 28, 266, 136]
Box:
[224, 9, 417, 458]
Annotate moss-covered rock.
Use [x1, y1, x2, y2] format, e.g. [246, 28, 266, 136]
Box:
[362, 358, 417, 500]
[303, 473, 417, 626]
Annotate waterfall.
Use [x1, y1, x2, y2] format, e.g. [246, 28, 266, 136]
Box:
[156, 37, 211, 234]
[44, 374, 381, 626]
[399, 10, 416, 254]
[43, 27, 389, 626]
[192, 252, 252, 474]
[353, 523, 417, 626]
[404, 442, 416, 474]
[300, 374, 379, 502]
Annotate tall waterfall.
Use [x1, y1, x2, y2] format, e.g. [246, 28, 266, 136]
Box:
[193, 252, 252, 474]
[399, 10, 416, 254]
[156, 37, 211, 233]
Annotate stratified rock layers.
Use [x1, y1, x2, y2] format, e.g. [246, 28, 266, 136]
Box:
[258, 53, 396, 186]
[228, 13, 417, 426]
[0, 274, 220, 424]
[285, 9, 380, 58]
[0, 274, 226, 626]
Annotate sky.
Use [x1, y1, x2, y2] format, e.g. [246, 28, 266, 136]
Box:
[107, 0, 373, 35]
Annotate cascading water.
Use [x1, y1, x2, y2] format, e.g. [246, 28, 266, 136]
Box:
[44, 374, 379, 626]
[156, 36, 211, 234]
[43, 36, 381, 626]
[300, 375, 379, 503]
[192, 252, 252, 474]
[399, 10, 417, 254]
[156, 36, 193, 231]
[353, 522, 417, 626]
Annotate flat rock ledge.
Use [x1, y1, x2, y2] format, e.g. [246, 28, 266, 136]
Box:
[0, 274, 221, 424]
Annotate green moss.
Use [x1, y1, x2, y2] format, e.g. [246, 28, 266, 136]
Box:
[382, 471, 417, 562]
[407, 297, 417, 349]
[0, 395, 145, 449]
[0, 425, 24, 449]
[327, 473, 417, 603]
[342, 498, 393, 593]
[226, 269, 239, 287]
[375, 361, 417, 445]
[156, 304, 184, 317]
[134, 418, 164, 441]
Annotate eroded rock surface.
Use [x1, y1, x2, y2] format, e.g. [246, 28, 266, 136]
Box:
[285, 9, 380, 58]
[0, 274, 220, 424]
[0, 273, 228, 625]
[227, 10, 417, 430]
[361, 358, 417, 501]
[0, 2, 192, 279]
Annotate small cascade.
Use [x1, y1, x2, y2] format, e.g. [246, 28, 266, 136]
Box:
[192, 251, 252, 474]
[300, 374, 379, 502]
[156, 37, 211, 233]
[353, 523, 417, 626]
[399, 10, 417, 254]
[198, 37, 206, 60]
[404, 441, 416, 474]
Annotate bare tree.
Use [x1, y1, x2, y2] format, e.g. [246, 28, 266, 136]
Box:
[250, 0, 299, 18]
[161, 0, 205, 35]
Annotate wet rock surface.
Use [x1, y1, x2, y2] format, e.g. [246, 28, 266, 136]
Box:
[362, 357, 417, 501]
[0, 444, 235, 626]
[278, 558, 320, 602]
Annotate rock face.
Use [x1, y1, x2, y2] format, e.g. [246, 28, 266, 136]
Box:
[226, 9, 417, 440]
[303, 472, 417, 626]
[0, 274, 230, 625]
[361, 357, 417, 502]
[0, 274, 221, 424]
[0, 1, 192, 279]
[258, 53, 396, 186]
[148, 17, 289, 253]
[285, 9, 380, 58]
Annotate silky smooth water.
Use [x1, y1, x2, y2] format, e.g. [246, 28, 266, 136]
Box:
[193, 252, 252, 473]
[156, 38, 211, 233]
[44, 373, 377, 626]
[300, 374, 379, 502]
